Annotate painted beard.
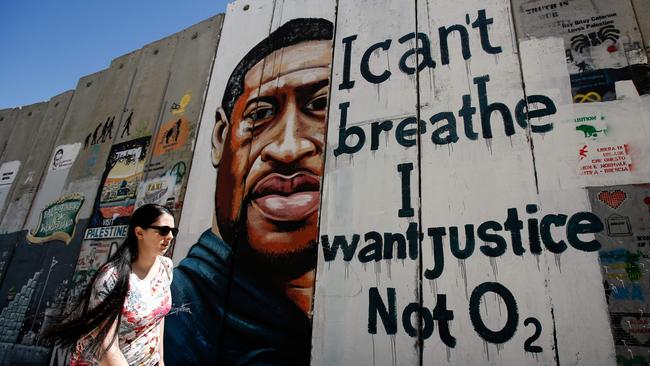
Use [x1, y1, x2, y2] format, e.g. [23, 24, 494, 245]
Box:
[218, 197, 318, 283]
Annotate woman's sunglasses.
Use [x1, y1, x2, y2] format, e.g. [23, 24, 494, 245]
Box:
[145, 225, 179, 237]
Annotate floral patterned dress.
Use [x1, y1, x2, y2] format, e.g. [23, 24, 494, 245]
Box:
[71, 256, 173, 366]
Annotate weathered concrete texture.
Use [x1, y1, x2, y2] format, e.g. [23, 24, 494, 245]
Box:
[144, 15, 223, 258]
[0, 102, 49, 221]
[632, 0, 650, 59]
[313, 0, 419, 363]
[116, 33, 178, 146]
[63, 50, 141, 220]
[0, 91, 74, 233]
[0, 109, 18, 159]
[24, 71, 108, 231]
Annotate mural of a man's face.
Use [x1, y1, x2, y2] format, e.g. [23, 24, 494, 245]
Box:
[212, 39, 331, 271]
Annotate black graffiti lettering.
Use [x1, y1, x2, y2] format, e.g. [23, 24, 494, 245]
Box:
[475, 75, 516, 139]
[371, 120, 393, 151]
[504, 208, 525, 256]
[471, 9, 502, 54]
[331, 76, 557, 156]
[395, 117, 425, 148]
[322, 207, 604, 267]
[398, 32, 436, 74]
[368, 287, 397, 334]
[360, 39, 392, 84]
[397, 162, 414, 217]
[469, 282, 519, 344]
[449, 225, 475, 259]
[477, 220, 507, 257]
[339, 35, 357, 90]
[523, 317, 543, 353]
[540, 214, 568, 253]
[333, 102, 365, 156]
[430, 112, 459, 145]
[459, 94, 478, 140]
[433, 294, 456, 347]
[321, 234, 360, 261]
[439, 23, 471, 66]
[526, 204, 542, 254]
[514, 95, 555, 133]
[424, 227, 446, 280]
[567, 212, 603, 252]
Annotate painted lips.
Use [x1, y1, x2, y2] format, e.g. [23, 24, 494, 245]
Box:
[251, 172, 320, 222]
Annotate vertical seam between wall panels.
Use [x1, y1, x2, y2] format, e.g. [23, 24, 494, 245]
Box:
[413, 0, 424, 365]
[630, 0, 650, 59]
[310, 0, 340, 361]
[175, 14, 225, 243]
[508, 1, 560, 365]
[507, 0, 540, 196]
[17, 94, 74, 231]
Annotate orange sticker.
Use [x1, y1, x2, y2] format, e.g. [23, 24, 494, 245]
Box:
[154, 117, 189, 156]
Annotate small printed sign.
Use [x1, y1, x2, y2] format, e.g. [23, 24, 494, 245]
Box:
[577, 142, 632, 176]
[84, 225, 129, 240]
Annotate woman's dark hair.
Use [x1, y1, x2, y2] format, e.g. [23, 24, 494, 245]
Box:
[43, 203, 172, 360]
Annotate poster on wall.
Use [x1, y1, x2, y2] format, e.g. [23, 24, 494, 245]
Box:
[48, 143, 81, 172]
[164, 1, 335, 364]
[84, 136, 150, 240]
[26, 193, 84, 244]
[152, 117, 189, 156]
[513, 0, 650, 102]
[0, 160, 20, 211]
[589, 184, 650, 365]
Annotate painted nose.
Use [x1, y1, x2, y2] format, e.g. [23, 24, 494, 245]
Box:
[260, 108, 317, 164]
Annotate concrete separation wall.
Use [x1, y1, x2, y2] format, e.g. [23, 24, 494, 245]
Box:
[0, 91, 74, 233]
[2, 2, 650, 365]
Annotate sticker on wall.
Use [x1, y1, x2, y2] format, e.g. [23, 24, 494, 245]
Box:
[573, 113, 607, 138]
[0, 160, 20, 210]
[153, 117, 189, 156]
[0, 160, 20, 187]
[27, 193, 85, 244]
[85, 136, 150, 240]
[598, 189, 627, 209]
[606, 214, 633, 237]
[135, 174, 176, 209]
[49, 143, 82, 171]
[577, 142, 631, 176]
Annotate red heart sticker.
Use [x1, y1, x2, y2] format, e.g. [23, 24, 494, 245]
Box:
[598, 190, 627, 209]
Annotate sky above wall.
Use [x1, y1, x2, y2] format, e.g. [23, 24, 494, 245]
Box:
[0, 0, 230, 109]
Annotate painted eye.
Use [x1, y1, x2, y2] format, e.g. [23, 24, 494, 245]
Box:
[246, 105, 275, 122]
[304, 94, 327, 113]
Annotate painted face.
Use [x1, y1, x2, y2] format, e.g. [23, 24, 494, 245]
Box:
[137, 213, 175, 257]
[215, 40, 331, 259]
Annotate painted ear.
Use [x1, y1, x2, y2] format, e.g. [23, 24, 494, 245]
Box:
[212, 107, 229, 167]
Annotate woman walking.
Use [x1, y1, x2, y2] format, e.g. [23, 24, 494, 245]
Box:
[45, 203, 176, 365]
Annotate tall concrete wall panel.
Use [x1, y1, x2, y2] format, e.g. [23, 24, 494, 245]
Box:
[24, 71, 108, 232]
[0, 109, 18, 159]
[146, 15, 223, 259]
[0, 91, 74, 233]
[63, 51, 141, 220]
[0, 103, 48, 221]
